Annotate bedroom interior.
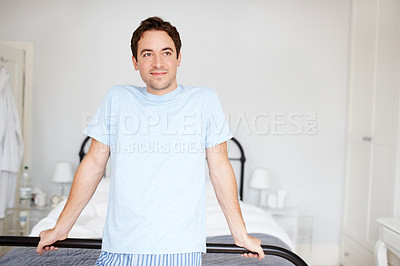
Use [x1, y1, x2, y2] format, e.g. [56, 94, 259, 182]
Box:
[0, 0, 399, 265]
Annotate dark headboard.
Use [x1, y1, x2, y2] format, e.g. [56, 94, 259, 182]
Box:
[228, 137, 246, 200]
[79, 136, 246, 199]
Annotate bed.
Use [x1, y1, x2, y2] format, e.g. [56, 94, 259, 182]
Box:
[0, 137, 307, 265]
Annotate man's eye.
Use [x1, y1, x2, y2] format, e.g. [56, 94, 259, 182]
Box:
[143, 53, 151, 57]
[163, 51, 172, 56]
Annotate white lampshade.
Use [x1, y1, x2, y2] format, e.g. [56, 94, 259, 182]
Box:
[52, 162, 74, 183]
[249, 168, 270, 190]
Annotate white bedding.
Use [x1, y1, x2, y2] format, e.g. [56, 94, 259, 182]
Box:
[30, 178, 293, 249]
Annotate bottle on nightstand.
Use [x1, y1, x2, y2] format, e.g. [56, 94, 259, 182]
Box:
[19, 166, 32, 208]
[18, 166, 32, 230]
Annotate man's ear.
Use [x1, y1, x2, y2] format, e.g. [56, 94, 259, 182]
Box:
[132, 56, 139, 71]
[177, 52, 182, 67]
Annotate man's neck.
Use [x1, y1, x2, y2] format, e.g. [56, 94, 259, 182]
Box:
[147, 83, 178, 96]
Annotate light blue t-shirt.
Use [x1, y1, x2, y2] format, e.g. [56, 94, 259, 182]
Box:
[83, 84, 232, 254]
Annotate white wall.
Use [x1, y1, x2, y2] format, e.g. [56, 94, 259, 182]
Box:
[0, 0, 350, 255]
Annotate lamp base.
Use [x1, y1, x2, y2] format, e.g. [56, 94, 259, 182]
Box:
[259, 190, 268, 208]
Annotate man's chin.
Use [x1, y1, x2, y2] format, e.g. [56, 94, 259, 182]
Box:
[148, 82, 172, 91]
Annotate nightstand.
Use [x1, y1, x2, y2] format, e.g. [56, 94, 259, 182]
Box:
[375, 218, 400, 266]
[3, 205, 52, 236]
[266, 207, 313, 262]
[0, 206, 52, 258]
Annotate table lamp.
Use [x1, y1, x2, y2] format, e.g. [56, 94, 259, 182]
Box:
[52, 162, 74, 199]
[249, 168, 271, 208]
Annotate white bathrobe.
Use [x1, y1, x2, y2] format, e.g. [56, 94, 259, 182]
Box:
[0, 67, 24, 219]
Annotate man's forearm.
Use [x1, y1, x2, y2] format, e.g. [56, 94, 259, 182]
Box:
[53, 155, 105, 236]
[209, 159, 248, 245]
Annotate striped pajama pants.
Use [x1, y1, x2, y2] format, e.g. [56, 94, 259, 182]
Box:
[95, 251, 202, 266]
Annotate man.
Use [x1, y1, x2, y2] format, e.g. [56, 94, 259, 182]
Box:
[36, 16, 265, 265]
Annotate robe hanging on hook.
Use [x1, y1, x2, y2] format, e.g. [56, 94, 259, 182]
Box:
[0, 56, 8, 68]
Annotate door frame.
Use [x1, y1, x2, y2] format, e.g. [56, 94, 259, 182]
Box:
[0, 41, 33, 172]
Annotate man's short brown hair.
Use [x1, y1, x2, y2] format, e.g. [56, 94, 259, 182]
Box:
[131, 16, 182, 61]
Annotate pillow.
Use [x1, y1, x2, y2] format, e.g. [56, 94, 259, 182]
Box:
[91, 177, 110, 217]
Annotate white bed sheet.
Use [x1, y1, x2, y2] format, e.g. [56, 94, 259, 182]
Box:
[30, 178, 293, 249]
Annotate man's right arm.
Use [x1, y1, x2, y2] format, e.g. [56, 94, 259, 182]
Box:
[36, 138, 109, 255]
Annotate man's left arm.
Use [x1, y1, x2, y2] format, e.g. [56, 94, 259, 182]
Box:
[206, 141, 265, 261]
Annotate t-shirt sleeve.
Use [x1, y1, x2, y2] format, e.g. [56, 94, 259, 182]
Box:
[82, 90, 112, 146]
[205, 90, 233, 148]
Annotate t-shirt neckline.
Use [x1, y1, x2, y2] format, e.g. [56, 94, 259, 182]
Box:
[142, 85, 183, 102]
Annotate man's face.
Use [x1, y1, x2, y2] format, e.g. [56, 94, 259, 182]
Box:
[133, 30, 181, 94]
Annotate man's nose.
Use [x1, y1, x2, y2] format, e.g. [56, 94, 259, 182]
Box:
[152, 54, 164, 68]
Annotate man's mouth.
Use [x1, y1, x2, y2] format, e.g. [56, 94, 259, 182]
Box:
[151, 71, 167, 77]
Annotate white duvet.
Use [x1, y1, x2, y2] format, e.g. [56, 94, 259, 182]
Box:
[30, 178, 292, 249]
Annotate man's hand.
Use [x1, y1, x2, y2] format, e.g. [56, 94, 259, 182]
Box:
[35, 139, 108, 255]
[36, 228, 67, 255]
[236, 234, 265, 261]
[206, 143, 265, 261]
